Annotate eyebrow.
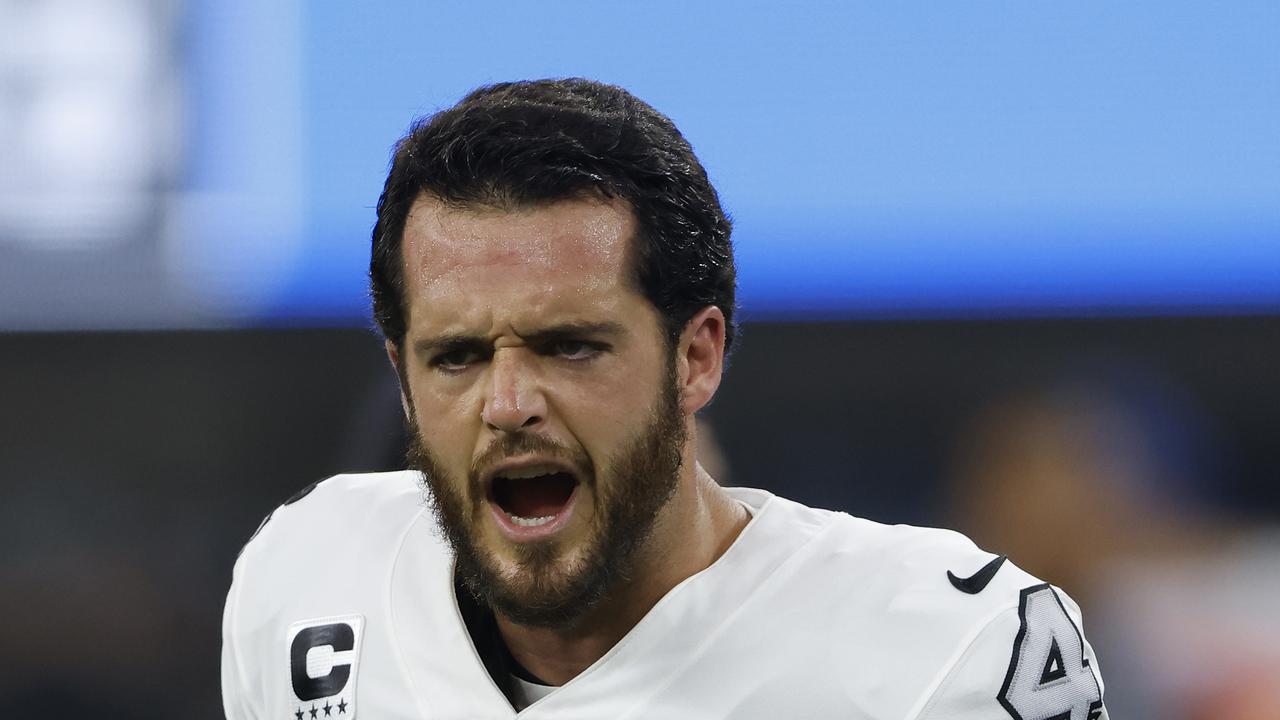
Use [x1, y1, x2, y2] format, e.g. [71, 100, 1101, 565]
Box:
[412, 320, 628, 356]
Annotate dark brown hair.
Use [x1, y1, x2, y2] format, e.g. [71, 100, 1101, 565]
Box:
[370, 78, 736, 355]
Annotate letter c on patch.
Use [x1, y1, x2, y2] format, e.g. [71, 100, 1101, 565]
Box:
[290, 622, 355, 701]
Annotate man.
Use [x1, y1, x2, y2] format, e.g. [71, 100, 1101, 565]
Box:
[222, 79, 1107, 719]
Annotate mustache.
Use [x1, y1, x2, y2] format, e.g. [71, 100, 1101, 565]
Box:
[468, 433, 595, 487]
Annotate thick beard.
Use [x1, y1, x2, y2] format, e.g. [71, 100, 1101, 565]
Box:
[407, 363, 685, 629]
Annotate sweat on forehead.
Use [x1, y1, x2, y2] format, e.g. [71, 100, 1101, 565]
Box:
[397, 194, 648, 323]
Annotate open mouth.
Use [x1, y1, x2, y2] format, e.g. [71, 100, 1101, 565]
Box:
[488, 467, 579, 528]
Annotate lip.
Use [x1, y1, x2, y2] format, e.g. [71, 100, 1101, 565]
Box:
[479, 455, 581, 490]
[488, 483, 580, 543]
[480, 455, 583, 543]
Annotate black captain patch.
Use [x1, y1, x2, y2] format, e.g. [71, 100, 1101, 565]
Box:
[286, 615, 364, 719]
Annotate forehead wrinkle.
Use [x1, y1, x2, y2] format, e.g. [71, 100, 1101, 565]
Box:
[411, 314, 631, 361]
[400, 194, 643, 343]
[407, 281, 627, 343]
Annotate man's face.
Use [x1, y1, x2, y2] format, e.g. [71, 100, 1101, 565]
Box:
[395, 194, 686, 627]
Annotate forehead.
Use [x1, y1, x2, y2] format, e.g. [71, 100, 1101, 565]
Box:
[399, 194, 641, 330]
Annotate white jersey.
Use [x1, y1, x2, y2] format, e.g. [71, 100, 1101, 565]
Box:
[223, 472, 1107, 719]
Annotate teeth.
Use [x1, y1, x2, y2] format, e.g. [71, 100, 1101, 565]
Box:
[509, 514, 557, 527]
[496, 464, 561, 480]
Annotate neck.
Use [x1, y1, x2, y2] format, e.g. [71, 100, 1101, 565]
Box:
[495, 463, 749, 686]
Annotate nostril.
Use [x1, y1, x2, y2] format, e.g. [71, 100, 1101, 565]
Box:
[478, 389, 542, 427]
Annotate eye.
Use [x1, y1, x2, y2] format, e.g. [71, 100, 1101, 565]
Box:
[549, 340, 603, 361]
[431, 347, 483, 372]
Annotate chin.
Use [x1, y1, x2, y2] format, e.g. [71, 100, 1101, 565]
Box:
[464, 535, 615, 629]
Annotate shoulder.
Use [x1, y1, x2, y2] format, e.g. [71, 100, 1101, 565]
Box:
[825, 520, 1108, 719]
[238, 470, 425, 558]
[813, 514, 1048, 663]
[732, 491, 1043, 663]
[227, 470, 434, 613]
[762, 494, 1042, 618]
[222, 472, 458, 718]
[733, 492, 1107, 718]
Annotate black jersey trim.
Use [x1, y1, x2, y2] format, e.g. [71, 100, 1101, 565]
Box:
[237, 477, 328, 557]
[454, 577, 526, 706]
[284, 479, 321, 506]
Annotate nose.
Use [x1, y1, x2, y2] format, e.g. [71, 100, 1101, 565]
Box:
[481, 349, 547, 433]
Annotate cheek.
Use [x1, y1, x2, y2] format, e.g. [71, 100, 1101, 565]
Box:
[406, 360, 481, 414]
[558, 365, 665, 454]
[408, 381, 482, 456]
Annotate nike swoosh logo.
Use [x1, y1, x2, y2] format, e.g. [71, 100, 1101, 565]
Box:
[947, 554, 1008, 594]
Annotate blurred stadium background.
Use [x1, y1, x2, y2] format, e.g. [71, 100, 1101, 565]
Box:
[2, 1, 1277, 717]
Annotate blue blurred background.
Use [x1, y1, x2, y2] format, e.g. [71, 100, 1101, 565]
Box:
[2, 1, 1278, 718]
[3, 0, 1277, 328]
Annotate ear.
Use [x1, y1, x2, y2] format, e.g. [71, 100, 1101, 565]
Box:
[385, 340, 414, 422]
[676, 306, 726, 415]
